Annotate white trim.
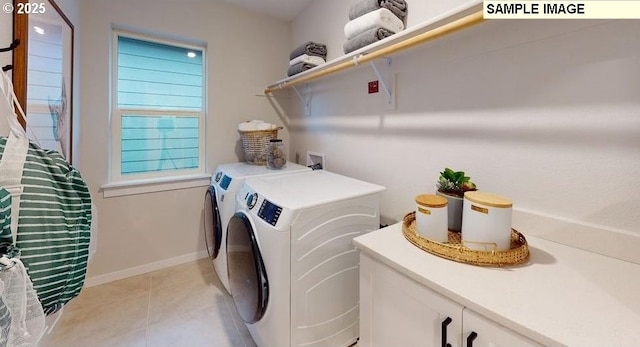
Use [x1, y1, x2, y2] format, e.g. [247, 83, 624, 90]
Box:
[114, 28, 207, 53]
[101, 173, 210, 197]
[44, 308, 64, 335]
[84, 250, 211, 288]
[109, 30, 117, 183]
[118, 108, 201, 116]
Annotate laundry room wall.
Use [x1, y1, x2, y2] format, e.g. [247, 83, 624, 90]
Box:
[286, 0, 640, 263]
[79, 0, 291, 284]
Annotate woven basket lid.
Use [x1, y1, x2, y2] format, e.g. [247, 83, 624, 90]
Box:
[464, 191, 512, 208]
[415, 194, 448, 208]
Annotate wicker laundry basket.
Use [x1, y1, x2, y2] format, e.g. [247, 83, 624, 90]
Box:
[238, 126, 283, 165]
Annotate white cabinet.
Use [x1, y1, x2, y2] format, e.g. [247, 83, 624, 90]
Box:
[354, 222, 640, 346]
[359, 254, 544, 347]
[462, 308, 542, 347]
[359, 253, 463, 347]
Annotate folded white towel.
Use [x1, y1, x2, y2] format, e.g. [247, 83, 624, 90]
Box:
[238, 120, 276, 131]
[344, 8, 404, 40]
[238, 120, 262, 131]
[289, 54, 326, 66]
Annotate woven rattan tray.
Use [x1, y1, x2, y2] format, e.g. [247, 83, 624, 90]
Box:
[402, 212, 529, 267]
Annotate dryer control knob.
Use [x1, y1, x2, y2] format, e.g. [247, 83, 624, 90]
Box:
[247, 193, 258, 209]
[215, 172, 222, 182]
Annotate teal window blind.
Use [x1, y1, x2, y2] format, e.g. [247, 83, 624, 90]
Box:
[120, 114, 199, 174]
[115, 34, 204, 177]
[117, 37, 203, 111]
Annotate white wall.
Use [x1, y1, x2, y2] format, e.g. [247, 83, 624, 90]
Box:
[0, 12, 11, 69]
[79, 0, 291, 283]
[289, 1, 640, 263]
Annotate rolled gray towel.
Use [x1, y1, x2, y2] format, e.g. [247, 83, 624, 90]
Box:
[343, 27, 395, 54]
[287, 62, 318, 77]
[289, 42, 327, 60]
[382, 0, 408, 19]
[349, 0, 407, 21]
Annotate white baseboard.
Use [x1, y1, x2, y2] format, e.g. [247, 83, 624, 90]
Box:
[84, 250, 211, 288]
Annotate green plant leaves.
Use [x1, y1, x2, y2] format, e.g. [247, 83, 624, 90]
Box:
[437, 167, 476, 196]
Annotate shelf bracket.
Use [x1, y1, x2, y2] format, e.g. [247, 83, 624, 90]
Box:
[292, 84, 312, 116]
[370, 57, 395, 110]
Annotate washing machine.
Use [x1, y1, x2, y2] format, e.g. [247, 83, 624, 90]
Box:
[203, 162, 311, 294]
[226, 170, 385, 347]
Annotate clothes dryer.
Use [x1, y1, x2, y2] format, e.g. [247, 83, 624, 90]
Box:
[227, 170, 384, 347]
[203, 162, 310, 294]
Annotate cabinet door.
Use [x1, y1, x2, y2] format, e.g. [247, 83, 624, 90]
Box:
[462, 309, 544, 347]
[360, 254, 463, 347]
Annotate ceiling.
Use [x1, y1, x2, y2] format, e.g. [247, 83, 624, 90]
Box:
[218, 0, 314, 21]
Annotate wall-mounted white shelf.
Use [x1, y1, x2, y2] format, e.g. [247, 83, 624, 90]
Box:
[264, 2, 485, 94]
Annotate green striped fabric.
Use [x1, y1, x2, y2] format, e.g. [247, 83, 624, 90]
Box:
[0, 188, 13, 245]
[0, 188, 22, 260]
[0, 137, 92, 315]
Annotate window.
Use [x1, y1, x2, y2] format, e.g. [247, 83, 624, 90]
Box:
[108, 31, 206, 193]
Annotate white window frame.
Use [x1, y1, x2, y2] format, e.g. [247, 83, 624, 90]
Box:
[102, 30, 209, 198]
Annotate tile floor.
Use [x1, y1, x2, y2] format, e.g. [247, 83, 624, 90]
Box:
[39, 258, 257, 347]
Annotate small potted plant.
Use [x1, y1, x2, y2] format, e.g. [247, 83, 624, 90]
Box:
[436, 168, 477, 232]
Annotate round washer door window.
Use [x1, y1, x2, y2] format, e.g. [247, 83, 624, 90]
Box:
[204, 186, 223, 258]
[227, 212, 268, 324]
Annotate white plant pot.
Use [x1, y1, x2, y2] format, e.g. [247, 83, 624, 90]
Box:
[436, 191, 463, 232]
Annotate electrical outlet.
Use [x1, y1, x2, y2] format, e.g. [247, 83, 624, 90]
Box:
[368, 80, 379, 94]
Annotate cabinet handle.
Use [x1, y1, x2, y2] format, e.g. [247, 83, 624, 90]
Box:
[441, 317, 453, 347]
[467, 331, 478, 347]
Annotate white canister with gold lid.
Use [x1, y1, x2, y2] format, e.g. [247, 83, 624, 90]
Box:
[461, 191, 513, 251]
[415, 194, 449, 243]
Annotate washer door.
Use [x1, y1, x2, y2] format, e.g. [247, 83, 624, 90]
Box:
[204, 186, 222, 259]
[227, 212, 269, 324]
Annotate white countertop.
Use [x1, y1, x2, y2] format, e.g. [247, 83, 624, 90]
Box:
[353, 222, 640, 347]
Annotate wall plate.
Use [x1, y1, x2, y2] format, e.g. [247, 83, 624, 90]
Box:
[306, 151, 325, 169]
